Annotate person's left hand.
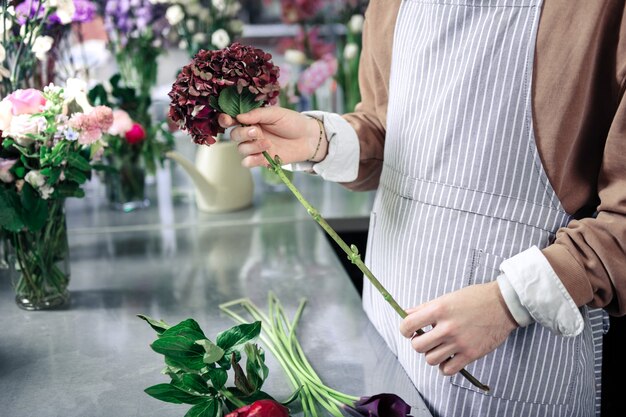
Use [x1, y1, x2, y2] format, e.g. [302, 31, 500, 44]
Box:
[399, 281, 519, 376]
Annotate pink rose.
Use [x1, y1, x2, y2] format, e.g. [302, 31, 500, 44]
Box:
[125, 123, 146, 145]
[108, 109, 134, 136]
[6, 89, 46, 115]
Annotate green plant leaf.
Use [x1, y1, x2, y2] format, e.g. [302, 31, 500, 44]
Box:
[216, 321, 261, 354]
[151, 336, 206, 370]
[227, 388, 275, 406]
[20, 183, 48, 232]
[206, 368, 227, 390]
[161, 319, 207, 341]
[65, 153, 91, 171]
[137, 314, 171, 334]
[144, 383, 208, 405]
[172, 374, 210, 395]
[195, 339, 224, 364]
[184, 398, 218, 417]
[280, 387, 303, 406]
[14, 166, 25, 179]
[64, 168, 87, 184]
[217, 87, 262, 118]
[245, 343, 269, 391]
[0, 187, 24, 232]
[231, 353, 255, 396]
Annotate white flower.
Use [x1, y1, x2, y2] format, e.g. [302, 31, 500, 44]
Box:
[63, 78, 93, 113]
[25, 170, 46, 188]
[348, 14, 364, 34]
[4, 115, 45, 145]
[178, 39, 189, 50]
[186, 19, 196, 31]
[226, 1, 241, 15]
[228, 19, 244, 34]
[186, 3, 202, 16]
[166, 5, 185, 26]
[0, 99, 13, 132]
[211, 29, 230, 49]
[39, 184, 54, 199]
[198, 9, 211, 22]
[285, 49, 307, 66]
[0, 17, 12, 34]
[0, 43, 5, 62]
[212, 0, 226, 12]
[31, 36, 54, 61]
[192, 33, 207, 44]
[343, 43, 359, 60]
[49, 0, 75, 25]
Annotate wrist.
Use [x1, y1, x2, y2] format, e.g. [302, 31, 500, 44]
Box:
[490, 281, 519, 331]
[305, 117, 328, 163]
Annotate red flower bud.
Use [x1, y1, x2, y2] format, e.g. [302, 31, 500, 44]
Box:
[225, 399, 290, 417]
[125, 123, 146, 145]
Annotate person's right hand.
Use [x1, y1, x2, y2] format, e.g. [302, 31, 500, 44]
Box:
[218, 106, 328, 168]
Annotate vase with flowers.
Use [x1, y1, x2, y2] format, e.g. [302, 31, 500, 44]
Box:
[0, 82, 112, 310]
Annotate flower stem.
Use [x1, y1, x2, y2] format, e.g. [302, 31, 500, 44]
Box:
[260, 151, 490, 393]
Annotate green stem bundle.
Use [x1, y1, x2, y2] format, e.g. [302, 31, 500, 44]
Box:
[260, 151, 490, 393]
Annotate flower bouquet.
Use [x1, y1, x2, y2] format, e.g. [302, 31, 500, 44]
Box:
[0, 82, 112, 309]
[89, 74, 174, 210]
[141, 293, 415, 417]
[168, 43, 489, 391]
[0, 0, 97, 96]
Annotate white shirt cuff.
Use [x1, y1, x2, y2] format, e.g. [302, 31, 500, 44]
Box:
[496, 274, 534, 327]
[290, 111, 359, 183]
[499, 246, 584, 337]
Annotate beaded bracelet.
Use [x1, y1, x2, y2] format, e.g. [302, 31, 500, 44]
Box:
[307, 117, 325, 162]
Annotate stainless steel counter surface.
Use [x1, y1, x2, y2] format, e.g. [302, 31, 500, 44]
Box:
[0, 220, 432, 417]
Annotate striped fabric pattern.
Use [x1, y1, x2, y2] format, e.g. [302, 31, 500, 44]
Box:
[361, 1, 604, 416]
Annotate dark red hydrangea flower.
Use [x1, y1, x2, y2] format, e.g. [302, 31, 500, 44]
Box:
[343, 393, 414, 417]
[168, 43, 281, 145]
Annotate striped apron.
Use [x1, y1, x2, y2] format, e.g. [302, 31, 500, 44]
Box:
[362, 1, 606, 416]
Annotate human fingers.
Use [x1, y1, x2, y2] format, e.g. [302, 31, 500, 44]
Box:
[424, 343, 458, 367]
[237, 138, 271, 157]
[230, 125, 261, 143]
[241, 153, 269, 169]
[439, 353, 472, 376]
[399, 301, 442, 338]
[218, 113, 238, 129]
[410, 327, 446, 354]
[236, 106, 286, 126]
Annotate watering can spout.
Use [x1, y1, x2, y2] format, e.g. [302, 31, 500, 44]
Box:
[166, 142, 254, 213]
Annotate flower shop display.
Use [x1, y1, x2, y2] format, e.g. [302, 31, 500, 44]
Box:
[169, 42, 488, 392]
[0, 83, 112, 310]
[88, 74, 173, 209]
[0, 0, 97, 96]
[165, 0, 244, 57]
[141, 293, 415, 417]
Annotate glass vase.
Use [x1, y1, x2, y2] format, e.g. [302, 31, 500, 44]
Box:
[8, 199, 70, 310]
[104, 159, 149, 212]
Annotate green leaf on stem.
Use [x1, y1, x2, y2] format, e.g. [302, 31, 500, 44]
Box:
[232, 353, 255, 396]
[216, 321, 261, 355]
[245, 343, 269, 391]
[0, 187, 24, 232]
[65, 153, 91, 172]
[226, 388, 274, 406]
[280, 386, 303, 406]
[137, 314, 171, 335]
[184, 398, 218, 417]
[217, 87, 262, 118]
[145, 383, 208, 405]
[195, 339, 225, 364]
[20, 183, 47, 232]
[172, 374, 211, 395]
[206, 368, 227, 390]
[161, 319, 207, 341]
[14, 166, 25, 179]
[151, 336, 206, 371]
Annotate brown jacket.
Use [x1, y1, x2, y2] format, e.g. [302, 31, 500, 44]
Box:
[342, 0, 626, 315]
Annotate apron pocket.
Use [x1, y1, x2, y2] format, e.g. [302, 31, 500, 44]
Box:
[450, 248, 581, 406]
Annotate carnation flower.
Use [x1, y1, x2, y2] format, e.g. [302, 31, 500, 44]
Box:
[168, 43, 281, 145]
[91, 106, 114, 131]
[78, 129, 103, 145]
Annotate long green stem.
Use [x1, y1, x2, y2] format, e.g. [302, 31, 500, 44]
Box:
[260, 151, 490, 393]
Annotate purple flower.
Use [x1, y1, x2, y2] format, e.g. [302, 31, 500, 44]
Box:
[15, 0, 96, 26]
[342, 394, 414, 417]
[104, 0, 168, 44]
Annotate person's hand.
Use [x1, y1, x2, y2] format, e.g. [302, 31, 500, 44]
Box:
[218, 107, 328, 168]
[399, 281, 518, 376]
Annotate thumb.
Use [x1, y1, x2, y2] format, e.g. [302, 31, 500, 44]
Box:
[236, 106, 281, 126]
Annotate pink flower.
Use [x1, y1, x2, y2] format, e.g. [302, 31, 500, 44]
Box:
[125, 123, 146, 145]
[6, 89, 46, 115]
[78, 129, 102, 145]
[0, 158, 16, 183]
[108, 109, 134, 136]
[297, 54, 338, 96]
[91, 106, 114, 131]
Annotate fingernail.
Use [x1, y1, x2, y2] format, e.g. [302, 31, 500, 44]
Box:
[248, 128, 257, 138]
